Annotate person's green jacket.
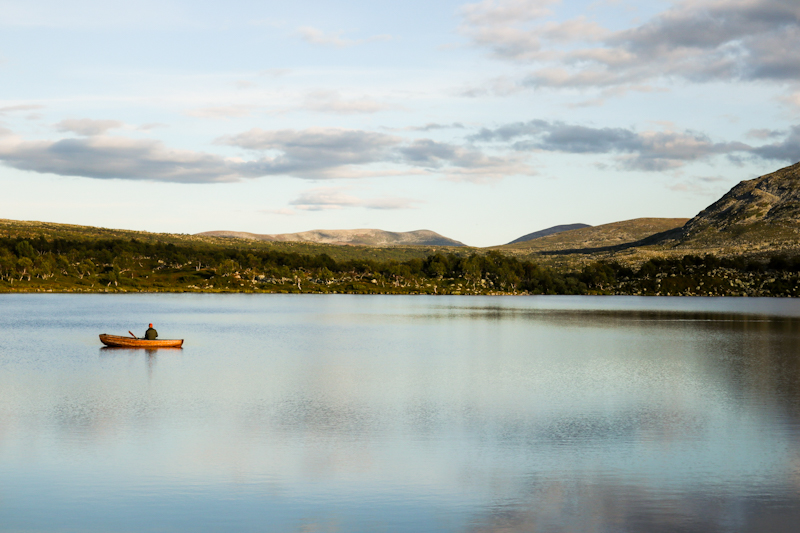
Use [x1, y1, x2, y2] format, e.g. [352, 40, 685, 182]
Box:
[144, 327, 158, 340]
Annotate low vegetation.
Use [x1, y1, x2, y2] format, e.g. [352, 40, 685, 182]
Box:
[1, 235, 798, 297]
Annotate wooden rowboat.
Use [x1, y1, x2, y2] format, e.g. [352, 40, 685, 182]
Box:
[99, 334, 184, 348]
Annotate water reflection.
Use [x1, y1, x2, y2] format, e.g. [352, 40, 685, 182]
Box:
[1, 294, 800, 532]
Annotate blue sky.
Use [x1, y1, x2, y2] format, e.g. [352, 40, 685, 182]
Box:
[1, 0, 799, 246]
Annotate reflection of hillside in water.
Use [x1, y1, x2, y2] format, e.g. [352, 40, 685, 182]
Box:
[464, 477, 800, 533]
[412, 304, 800, 415]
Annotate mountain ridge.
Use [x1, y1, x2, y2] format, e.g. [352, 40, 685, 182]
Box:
[197, 228, 467, 247]
[676, 161, 800, 248]
[507, 224, 591, 245]
[495, 218, 690, 253]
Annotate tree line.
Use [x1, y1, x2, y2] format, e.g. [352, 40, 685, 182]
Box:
[1, 235, 798, 296]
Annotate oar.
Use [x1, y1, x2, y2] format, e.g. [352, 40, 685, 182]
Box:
[129, 330, 138, 339]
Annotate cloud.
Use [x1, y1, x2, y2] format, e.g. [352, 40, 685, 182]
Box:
[221, 127, 535, 181]
[0, 104, 44, 115]
[0, 125, 539, 184]
[55, 118, 124, 136]
[0, 130, 255, 183]
[460, 0, 559, 27]
[459, 0, 586, 62]
[218, 127, 401, 178]
[469, 119, 800, 170]
[779, 91, 800, 109]
[137, 122, 168, 131]
[459, 0, 800, 93]
[402, 123, 466, 132]
[749, 124, 800, 161]
[289, 187, 419, 211]
[399, 138, 535, 181]
[300, 90, 393, 115]
[259, 68, 292, 77]
[668, 175, 732, 195]
[185, 105, 259, 119]
[747, 128, 785, 139]
[298, 26, 391, 48]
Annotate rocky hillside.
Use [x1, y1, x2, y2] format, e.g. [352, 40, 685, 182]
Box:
[679, 161, 800, 248]
[507, 223, 591, 245]
[496, 218, 689, 253]
[198, 229, 466, 247]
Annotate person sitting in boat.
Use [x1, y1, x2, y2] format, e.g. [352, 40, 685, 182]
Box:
[144, 323, 158, 340]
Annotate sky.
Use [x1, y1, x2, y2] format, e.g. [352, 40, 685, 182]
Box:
[1, 0, 799, 247]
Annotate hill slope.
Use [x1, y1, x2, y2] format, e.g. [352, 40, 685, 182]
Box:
[495, 218, 689, 253]
[507, 223, 591, 245]
[0, 218, 461, 262]
[678, 161, 800, 248]
[198, 229, 466, 247]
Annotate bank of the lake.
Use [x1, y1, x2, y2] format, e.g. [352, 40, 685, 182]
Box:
[2, 236, 800, 296]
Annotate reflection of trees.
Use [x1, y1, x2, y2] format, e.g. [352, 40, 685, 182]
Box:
[703, 316, 800, 424]
[464, 475, 800, 533]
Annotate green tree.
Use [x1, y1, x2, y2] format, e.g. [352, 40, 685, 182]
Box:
[463, 255, 483, 287]
[34, 256, 55, 280]
[15, 240, 36, 259]
[0, 252, 16, 282]
[16, 257, 33, 281]
[317, 267, 334, 285]
[56, 255, 70, 276]
[78, 260, 96, 280]
[218, 259, 239, 277]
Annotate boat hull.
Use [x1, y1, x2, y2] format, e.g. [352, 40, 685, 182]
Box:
[99, 334, 184, 348]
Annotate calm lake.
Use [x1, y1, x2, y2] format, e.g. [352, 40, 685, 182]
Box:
[1, 294, 800, 532]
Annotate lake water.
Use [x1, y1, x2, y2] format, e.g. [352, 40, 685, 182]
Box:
[1, 294, 800, 532]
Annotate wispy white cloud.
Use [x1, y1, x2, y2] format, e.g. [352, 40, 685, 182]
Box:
[668, 175, 731, 195]
[137, 122, 168, 131]
[297, 26, 391, 48]
[460, 0, 559, 27]
[289, 186, 420, 211]
[300, 90, 394, 115]
[55, 118, 125, 136]
[398, 123, 467, 132]
[778, 91, 800, 110]
[747, 128, 785, 139]
[0, 104, 45, 115]
[185, 105, 259, 119]
[258, 68, 292, 78]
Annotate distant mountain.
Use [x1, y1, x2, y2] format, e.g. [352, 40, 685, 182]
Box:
[678, 161, 800, 248]
[198, 229, 467, 247]
[496, 218, 689, 253]
[507, 224, 591, 245]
